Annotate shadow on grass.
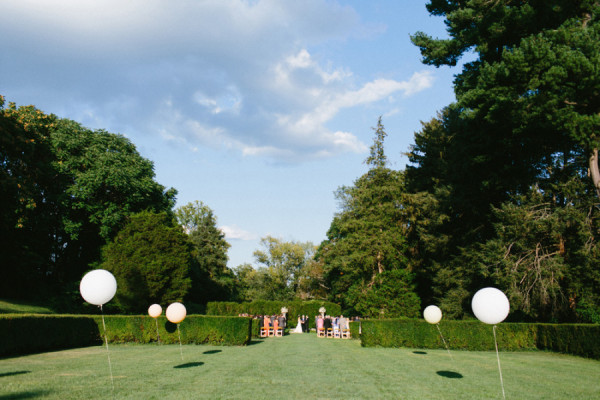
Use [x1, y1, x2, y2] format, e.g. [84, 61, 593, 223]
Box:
[0, 371, 31, 378]
[0, 390, 51, 399]
[412, 351, 427, 355]
[436, 370, 463, 379]
[203, 350, 221, 355]
[246, 340, 265, 346]
[174, 362, 204, 369]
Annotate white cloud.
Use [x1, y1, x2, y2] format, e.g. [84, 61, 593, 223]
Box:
[220, 225, 258, 241]
[0, 0, 435, 162]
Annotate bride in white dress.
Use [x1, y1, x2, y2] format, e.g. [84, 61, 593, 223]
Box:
[291, 316, 303, 333]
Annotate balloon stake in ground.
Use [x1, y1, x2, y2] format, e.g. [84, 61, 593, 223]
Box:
[166, 302, 187, 361]
[472, 287, 510, 400]
[80, 269, 117, 393]
[423, 305, 452, 360]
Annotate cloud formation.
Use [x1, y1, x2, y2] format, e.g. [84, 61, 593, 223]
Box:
[220, 225, 258, 241]
[1, 0, 434, 162]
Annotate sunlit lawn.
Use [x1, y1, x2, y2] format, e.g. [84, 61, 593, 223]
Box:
[1, 333, 599, 399]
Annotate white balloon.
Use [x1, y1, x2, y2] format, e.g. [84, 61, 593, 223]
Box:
[148, 304, 162, 318]
[423, 305, 442, 324]
[80, 269, 117, 306]
[471, 287, 510, 325]
[166, 302, 187, 324]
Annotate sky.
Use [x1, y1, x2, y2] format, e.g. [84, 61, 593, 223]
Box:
[0, 0, 460, 269]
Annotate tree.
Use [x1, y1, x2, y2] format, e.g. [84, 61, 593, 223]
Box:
[252, 236, 317, 301]
[232, 263, 273, 302]
[101, 211, 193, 312]
[411, 1, 600, 197]
[175, 201, 235, 303]
[1, 100, 177, 300]
[405, 1, 600, 319]
[318, 118, 417, 314]
[0, 97, 61, 297]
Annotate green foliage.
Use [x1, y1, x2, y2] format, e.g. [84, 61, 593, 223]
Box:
[0, 100, 62, 297]
[101, 211, 193, 313]
[0, 314, 251, 357]
[0, 97, 176, 302]
[234, 237, 317, 301]
[318, 119, 416, 315]
[175, 201, 235, 303]
[0, 314, 101, 357]
[403, 2, 600, 320]
[359, 319, 600, 359]
[351, 269, 420, 319]
[206, 300, 341, 328]
[96, 315, 251, 346]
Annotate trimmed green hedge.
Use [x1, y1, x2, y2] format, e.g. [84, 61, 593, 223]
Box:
[0, 314, 101, 357]
[206, 300, 342, 330]
[0, 314, 252, 357]
[95, 315, 252, 346]
[359, 319, 600, 359]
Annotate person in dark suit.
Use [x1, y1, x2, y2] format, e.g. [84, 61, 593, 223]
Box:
[323, 315, 332, 335]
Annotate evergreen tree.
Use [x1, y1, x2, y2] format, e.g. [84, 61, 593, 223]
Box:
[318, 118, 418, 315]
[101, 211, 193, 313]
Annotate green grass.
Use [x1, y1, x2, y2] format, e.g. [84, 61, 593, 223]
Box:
[0, 299, 55, 314]
[1, 334, 599, 399]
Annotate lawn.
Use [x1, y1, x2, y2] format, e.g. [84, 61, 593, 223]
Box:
[1, 333, 599, 399]
[0, 299, 55, 315]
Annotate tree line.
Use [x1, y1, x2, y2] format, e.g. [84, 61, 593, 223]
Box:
[2, 2, 599, 322]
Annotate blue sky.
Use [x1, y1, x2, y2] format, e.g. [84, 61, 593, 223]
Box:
[1, 0, 458, 268]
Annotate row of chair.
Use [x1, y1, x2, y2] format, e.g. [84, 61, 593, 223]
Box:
[260, 327, 284, 337]
[317, 327, 351, 339]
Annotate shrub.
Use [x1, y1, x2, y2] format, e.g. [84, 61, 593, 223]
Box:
[95, 315, 252, 346]
[0, 314, 101, 357]
[206, 300, 341, 330]
[359, 319, 600, 359]
[0, 314, 252, 357]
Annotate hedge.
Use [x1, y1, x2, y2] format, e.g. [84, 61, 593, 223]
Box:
[0, 314, 252, 357]
[359, 319, 600, 359]
[206, 300, 342, 330]
[95, 315, 252, 346]
[0, 314, 101, 357]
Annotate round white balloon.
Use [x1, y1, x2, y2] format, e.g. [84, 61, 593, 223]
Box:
[471, 287, 510, 325]
[148, 304, 162, 318]
[80, 269, 117, 306]
[423, 305, 442, 324]
[166, 302, 187, 324]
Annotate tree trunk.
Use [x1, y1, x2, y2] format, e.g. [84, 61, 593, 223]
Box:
[589, 148, 600, 198]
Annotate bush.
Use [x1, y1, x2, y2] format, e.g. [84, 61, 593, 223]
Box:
[0, 314, 252, 357]
[206, 300, 341, 329]
[0, 314, 101, 357]
[95, 315, 252, 346]
[359, 319, 600, 359]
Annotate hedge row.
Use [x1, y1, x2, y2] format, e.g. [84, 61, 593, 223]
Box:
[359, 319, 600, 359]
[0, 314, 252, 357]
[206, 300, 342, 330]
[0, 314, 102, 357]
[95, 315, 252, 346]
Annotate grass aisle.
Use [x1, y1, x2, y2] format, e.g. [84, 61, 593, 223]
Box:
[1, 333, 599, 399]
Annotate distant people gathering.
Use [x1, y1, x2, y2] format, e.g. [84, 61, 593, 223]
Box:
[243, 313, 359, 338]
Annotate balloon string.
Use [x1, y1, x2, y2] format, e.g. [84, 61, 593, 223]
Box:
[100, 305, 115, 393]
[155, 318, 160, 344]
[436, 323, 453, 360]
[177, 324, 183, 361]
[493, 325, 506, 400]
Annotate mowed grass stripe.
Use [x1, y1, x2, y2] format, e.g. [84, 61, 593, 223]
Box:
[1, 333, 599, 399]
